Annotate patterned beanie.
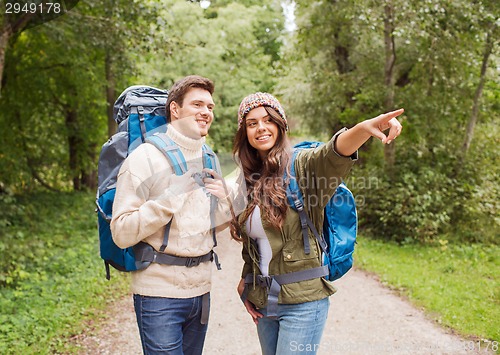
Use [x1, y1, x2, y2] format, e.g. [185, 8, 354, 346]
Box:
[238, 92, 288, 131]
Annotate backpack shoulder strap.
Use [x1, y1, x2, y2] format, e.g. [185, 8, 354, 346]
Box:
[201, 143, 221, 174]
[201, 143, 222, 270]
[285, 148, 327, 255]
[145, 131, 188, 252]
[145, 132, 188, 175]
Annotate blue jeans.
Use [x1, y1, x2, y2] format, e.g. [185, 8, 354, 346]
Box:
[256, 297, 329, 355]
[133, 293, 209, 355]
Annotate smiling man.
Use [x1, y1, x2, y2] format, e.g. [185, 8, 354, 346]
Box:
[166, 77, 215, 139]
[111, 75, 230, 354]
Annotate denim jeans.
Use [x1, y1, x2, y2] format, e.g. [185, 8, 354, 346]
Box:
[133, 293, 209, 355]
[256, 297, 330, 355]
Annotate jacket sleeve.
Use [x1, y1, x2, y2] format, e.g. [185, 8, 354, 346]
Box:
[110, 145, 190, 249]
[294, 128, 358, 212]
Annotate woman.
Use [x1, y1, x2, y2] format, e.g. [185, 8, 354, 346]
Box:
[231, 92, 403, 354]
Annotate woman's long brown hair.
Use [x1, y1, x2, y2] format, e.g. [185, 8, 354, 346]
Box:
[230, 106, 292, 241]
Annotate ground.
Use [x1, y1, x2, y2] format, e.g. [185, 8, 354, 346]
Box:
[74, 231, 494, 355]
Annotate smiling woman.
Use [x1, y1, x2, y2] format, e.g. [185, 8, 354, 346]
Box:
[244, 106, 280, 158]
[230, 91, 404, 355]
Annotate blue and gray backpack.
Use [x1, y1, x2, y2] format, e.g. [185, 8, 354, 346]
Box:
[287, 141, 357, 282]
[96, 86, 220, 280]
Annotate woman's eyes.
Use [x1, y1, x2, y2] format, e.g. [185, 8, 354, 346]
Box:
[247, 119, 272, 128]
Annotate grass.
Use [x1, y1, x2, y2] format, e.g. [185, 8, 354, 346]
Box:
[0, 191, 129, 354]
[354, 237, 499, 348]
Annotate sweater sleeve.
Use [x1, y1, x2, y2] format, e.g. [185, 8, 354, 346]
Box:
[110, 145, 191, 249]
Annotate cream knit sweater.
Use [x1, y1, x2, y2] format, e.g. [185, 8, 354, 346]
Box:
[110, 125, 218, 298]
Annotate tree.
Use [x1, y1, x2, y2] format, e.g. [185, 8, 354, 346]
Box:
[282, 0, 499, 242]
[0, 0, 143, 191]
[138, 0, 284, 152]
[457, 21, 498, 171]
[0, 1, 80, 95]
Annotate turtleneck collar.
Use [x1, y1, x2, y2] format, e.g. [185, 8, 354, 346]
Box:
[166, 124, 206, 152]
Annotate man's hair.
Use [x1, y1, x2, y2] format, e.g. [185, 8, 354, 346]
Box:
[166, 75, 215, 122]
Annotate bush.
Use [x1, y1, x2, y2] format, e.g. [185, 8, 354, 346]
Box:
[354, 167, 453, 243]
[0, 191, 129, 354]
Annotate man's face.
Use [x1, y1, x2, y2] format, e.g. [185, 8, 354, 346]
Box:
[170, 88, 215, 139]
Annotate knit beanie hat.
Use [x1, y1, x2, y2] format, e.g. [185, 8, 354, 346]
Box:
[238, 92, 288, 131]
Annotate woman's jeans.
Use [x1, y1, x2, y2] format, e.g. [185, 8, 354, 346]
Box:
[256, 297, 330, 355]
[133, 293, 209, 355]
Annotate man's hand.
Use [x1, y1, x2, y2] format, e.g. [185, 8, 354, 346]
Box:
[202, 168, 229, 200]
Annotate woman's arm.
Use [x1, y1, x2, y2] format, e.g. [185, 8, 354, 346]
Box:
[335, 109, 404, 157]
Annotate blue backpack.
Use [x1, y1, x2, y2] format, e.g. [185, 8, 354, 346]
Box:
[96, 86, 220, 280]
[286, 141, 357, 282]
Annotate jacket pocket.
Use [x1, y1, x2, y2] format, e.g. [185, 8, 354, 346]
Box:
[282, 239, 320, 273]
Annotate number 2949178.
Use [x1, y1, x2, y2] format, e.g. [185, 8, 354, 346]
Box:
[5, 2, 62, 14]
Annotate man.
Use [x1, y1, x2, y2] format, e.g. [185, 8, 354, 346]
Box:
[111, 75, 229, 354]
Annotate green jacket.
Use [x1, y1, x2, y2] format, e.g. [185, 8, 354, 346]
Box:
[241, 128, 357, 308]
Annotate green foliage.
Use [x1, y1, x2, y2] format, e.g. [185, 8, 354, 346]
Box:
[355, 238, 500, 343]
[0, 0, 497, 248]
[283, 0, 499, 244]
[354, 167, 453, 243]
[0, 191, 25, 229]
[0, 192, 129, 354]
[353, 119, 499, 244]
[0, 0, 163, 192]
[137, 0, 284, 152]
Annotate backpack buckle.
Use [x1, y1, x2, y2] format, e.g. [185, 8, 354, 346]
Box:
[256, 275, 273, 288]
[292, 194, 304, 211]
[185, 256, 202, 267]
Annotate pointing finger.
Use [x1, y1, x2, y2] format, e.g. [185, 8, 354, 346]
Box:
[378, 108, 405, 126]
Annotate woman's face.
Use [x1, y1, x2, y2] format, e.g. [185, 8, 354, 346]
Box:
[245, 106, 279, 158]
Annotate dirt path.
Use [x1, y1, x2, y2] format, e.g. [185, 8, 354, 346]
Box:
[76, 232, 493, 355]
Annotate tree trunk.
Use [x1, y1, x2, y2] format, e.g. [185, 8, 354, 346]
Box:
[383, 3, 396, 178]
[0, 23, 12, 95]
[0, 12, 37, 95]
[81, 144, 97, 190]
[65, 108, 81, 190]
[105, 51, 117, 137]
[456, 24, 496, 172]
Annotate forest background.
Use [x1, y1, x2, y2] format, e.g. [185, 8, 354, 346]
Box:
[0, 0, 498, 353]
